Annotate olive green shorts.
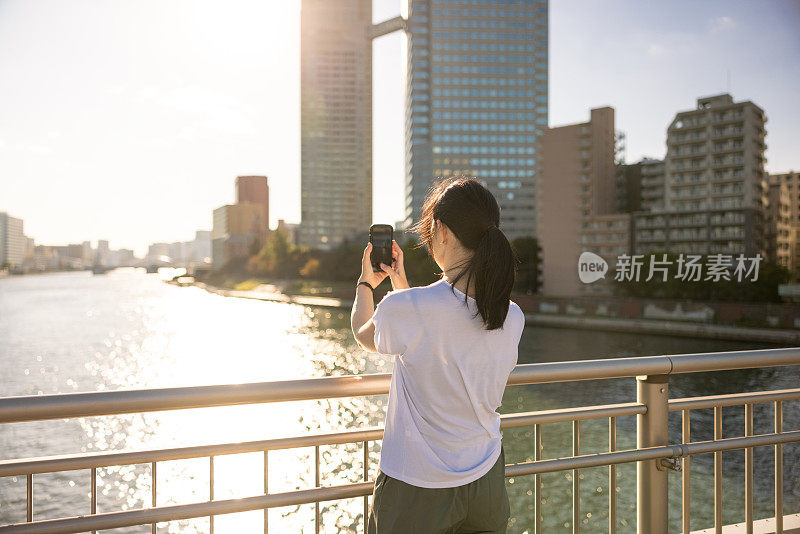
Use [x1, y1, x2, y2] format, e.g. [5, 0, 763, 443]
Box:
[367, 446, 509, 534]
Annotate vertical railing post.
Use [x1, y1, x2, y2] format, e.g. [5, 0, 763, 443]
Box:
[209, 455, 214, 534]
[714, 406, 723, 534]
[26, 474, 32, 523]
[363, 441, 369, 531]
[636, 374, 669, 534]
[775, 401, 783, 534]
[572, 420, 580, 534]
[609, 417, 617, 534]
[744, 404, 754, 534]
[264, 450, 269, 534]
[315, 445, 320, 534]
[533, 423, 543, 534]
[151, 462, 157, 534]
[91, 467, 97, 534]
[681, 409, 691, 534]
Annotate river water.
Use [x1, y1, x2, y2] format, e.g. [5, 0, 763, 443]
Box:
[0, 269, 797, 533]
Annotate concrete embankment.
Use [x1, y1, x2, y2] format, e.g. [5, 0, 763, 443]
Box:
[525, 313, 800, 344]
[192, 282, 799, 345]
[194, 282, 353, 309]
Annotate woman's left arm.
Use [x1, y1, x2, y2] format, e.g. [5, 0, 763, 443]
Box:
[351, 243, 388, 352]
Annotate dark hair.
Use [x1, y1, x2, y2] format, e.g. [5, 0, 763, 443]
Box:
[409, 177, 517, 330]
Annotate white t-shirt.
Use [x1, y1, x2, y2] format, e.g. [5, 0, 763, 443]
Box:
[371, 277, 525, 488]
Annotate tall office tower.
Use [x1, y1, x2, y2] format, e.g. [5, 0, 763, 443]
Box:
[236, 176, 269, 230]
[0, 212, 25, 268]
[300, 0, 372, 250]
[538, 107, 629, 296]
[404, 0, 548, 240]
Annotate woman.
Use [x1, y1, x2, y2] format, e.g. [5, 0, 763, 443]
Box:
[351, 177, 524, 533]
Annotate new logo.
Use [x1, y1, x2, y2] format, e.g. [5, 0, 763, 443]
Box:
[578, 252, 608, 284]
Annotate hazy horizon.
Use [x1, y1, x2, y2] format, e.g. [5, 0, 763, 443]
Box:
[1, 0, 798, 256]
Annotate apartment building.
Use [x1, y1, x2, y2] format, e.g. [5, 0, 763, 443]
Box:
[538, 107, 627, 296]
[639, 158, 666, 213]
[764, 181, 792, 271]
[0, 212, 26, 269]
[769, 171, 800, 279]
[632, 94, 768, 257]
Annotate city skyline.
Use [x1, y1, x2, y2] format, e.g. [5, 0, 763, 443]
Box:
[1, 0, 798, 256]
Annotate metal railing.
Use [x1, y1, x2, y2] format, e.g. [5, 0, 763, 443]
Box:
[0, 347, 799, 534]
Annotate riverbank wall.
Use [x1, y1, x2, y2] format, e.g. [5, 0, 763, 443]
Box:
[512, 293, 800, 330]
[523, 313, 800, 344]
[191, 281, 800, 345]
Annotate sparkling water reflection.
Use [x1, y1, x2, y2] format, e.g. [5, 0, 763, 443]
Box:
[0, 269, 797, 532]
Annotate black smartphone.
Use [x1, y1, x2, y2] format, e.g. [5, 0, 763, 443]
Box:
[369, 224, 394, 272]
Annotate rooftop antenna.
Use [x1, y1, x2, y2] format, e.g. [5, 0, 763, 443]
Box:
[726, 68, 731, 94]
[614, 130, 627, 165]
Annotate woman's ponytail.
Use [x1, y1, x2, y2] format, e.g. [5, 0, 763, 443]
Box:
[470, 226, 516, 329]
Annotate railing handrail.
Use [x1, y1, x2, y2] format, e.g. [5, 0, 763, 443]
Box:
[0, 402, 647, 477]
[1, 348, 798, 424]
[669, 388, 800, 411]
[6, 385, 800, 478]
[2, 348, 798, 534]
[0, 482, 376, 534]
[2, 431, 798, 534]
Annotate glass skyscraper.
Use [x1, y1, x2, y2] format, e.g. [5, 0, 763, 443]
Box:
[300, 0, 373, 251]
[404, 0, 548, 240]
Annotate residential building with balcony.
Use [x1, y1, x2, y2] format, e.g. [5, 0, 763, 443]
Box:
[580, 213, 631, 293]
[764, 181, 792, 272]
[632, 94, 767, 258]
[769, 171, 800, 279]
[632, 210, 753, 255]
[538, 107, 627, 296]
[769, 171, 800, 225]
[614, 158, 667, 215]
[639, 158, 666, 213]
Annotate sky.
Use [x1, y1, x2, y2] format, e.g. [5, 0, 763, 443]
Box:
[0, 0, 798, 257]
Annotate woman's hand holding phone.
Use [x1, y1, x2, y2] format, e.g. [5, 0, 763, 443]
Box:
[359, 242, 389, 289]
[379, 240, 410, 291]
